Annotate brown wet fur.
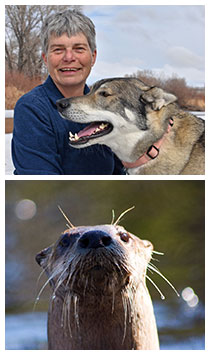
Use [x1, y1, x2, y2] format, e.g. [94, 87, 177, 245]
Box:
[36, 224, 159, 350]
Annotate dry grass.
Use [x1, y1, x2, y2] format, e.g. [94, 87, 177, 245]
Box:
[5, 70, 205, 111]
[5, 71, 43, 109]
[5, 86, 25, 109]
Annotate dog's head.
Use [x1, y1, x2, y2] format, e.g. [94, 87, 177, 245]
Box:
[56, 77, 177, 155]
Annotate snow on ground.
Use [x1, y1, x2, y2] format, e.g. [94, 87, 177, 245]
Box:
[5, 133, 14, 175]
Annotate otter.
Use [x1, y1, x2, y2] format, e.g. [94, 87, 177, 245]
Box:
[36, 221, 160, 350]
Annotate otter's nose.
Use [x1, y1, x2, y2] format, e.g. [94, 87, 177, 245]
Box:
[78, 230, 113, 249]
[56, 98, 70, 112]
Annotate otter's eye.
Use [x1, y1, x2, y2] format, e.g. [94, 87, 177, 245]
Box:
[119, 232, 130, 243]
[59, 233, 70, 247]
[59, 232, 80, 248]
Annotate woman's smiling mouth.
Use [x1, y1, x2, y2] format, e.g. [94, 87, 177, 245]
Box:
[59, 67, 81, 73]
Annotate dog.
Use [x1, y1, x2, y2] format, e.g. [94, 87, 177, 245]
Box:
[56, 77, 205, 175]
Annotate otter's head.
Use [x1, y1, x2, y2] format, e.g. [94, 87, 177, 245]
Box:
[36, 224, 153, 297]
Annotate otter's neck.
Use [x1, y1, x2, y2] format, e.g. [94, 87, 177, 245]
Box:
[48, 287, 159, 350]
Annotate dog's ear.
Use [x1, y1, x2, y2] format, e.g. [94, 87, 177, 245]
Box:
[141, 87, 177, 110]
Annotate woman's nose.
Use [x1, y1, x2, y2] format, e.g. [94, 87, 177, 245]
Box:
[62, 49, 76, 62]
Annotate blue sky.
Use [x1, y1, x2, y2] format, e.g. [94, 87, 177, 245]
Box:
[83, 5, 205, 87]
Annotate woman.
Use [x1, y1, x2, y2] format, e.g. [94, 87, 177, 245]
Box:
[12, 9, 124, 175]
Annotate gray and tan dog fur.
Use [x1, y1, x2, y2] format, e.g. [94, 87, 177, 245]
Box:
[57, 78, 205, 175]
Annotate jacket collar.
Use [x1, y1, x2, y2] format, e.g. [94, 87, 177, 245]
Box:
[44, 75, 90, 106]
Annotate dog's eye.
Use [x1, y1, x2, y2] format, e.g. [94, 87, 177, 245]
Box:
[99, 91, 112, 98]
[119, 232, 130, 243]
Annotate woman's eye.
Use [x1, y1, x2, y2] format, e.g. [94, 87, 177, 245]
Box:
[119, 232, 130, 243]
[75, 47, 85, 53]
[53, 48, 63, 54]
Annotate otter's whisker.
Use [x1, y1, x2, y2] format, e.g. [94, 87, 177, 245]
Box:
[83, 275, 89, 297]
[61, 294, 67, 329]
[67, 294, 73, 337]
[149, 262, 161, 271]
[151, 257, 161, 263]
[34, 272, 57, 311]
[111, 280, 116, 314]
[73, 294, 80, 331]
[152, 250, 164, 255]
[148, 264, 180, 297]
[126, 285, 134, 322]
[53, 265, 70, 295]
[111, 209, 115, 225]
[61, 292, 73, 337]
[121, 292, 128, 344]
[58, 205, 75, 229]
[36, 269, 47, 287]
[113, 206, 135, 226]
[146, 275, 165, 300]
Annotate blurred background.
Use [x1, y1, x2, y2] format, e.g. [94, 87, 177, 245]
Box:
[5, 180, 205, 350]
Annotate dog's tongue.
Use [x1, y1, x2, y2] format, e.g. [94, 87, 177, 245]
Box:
[77, 123, 99, 138]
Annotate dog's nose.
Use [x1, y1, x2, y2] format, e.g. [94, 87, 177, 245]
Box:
[56, 98, 70, 112]
[78, 230, 113, 249]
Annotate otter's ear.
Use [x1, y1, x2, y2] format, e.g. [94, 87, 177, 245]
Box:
[36, 247, 56, 289]
[141, 87, 177, 110]
[142, 240, 153, 250]
[35, 246, 52, 268]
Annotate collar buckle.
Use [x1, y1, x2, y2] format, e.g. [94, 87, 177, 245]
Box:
[146, 145, 159, 159]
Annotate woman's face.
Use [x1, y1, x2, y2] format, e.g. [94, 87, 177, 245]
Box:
[42, 32, 96, 97]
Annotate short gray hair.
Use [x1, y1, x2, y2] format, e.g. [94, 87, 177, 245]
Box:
[41, 9, 96, 54]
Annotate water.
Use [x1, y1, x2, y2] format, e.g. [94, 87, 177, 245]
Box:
[5, 312, 47, 350]
[5, 300, 205, 350]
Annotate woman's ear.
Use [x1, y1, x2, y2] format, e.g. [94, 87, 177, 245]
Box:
[42, 52, 48, 67]
[91, 49, 97, 67]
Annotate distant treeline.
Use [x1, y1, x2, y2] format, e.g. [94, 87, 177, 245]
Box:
[126, 69, 205, 111]
[5, 69, 205, 111]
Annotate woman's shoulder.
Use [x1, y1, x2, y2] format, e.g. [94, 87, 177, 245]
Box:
[15, 82, 48, 107]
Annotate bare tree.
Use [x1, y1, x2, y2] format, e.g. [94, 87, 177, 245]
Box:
[5, 5, 83, 77]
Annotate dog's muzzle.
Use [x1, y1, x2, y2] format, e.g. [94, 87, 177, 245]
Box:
[56, 98, 113, 146]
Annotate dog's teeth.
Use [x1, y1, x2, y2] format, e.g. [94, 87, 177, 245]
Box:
[99, 123, 108, 130]
[95, 128, 100, 133]
[75, 133, 79, 140]
[69, 132, 75, 141]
